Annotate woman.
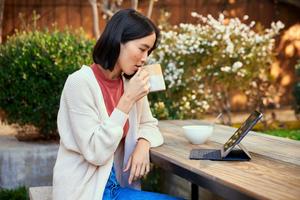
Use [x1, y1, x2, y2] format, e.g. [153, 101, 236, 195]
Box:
[53, 9, 182, 200]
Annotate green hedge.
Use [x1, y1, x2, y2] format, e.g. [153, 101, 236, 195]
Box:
[0, 29, 94, 139]
[0, 186, 28, 200]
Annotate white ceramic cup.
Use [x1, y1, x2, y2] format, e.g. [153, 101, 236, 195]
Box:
[142, 64, 166, 92]
[182, 125, 213, 144]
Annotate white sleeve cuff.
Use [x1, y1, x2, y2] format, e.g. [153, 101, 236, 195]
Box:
[110, 108, 129, 127]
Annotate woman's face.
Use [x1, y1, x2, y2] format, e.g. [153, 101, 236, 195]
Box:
[117, 33, 156, 76]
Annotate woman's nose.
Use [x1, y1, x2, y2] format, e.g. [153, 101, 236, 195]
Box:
[141, 52, 148, 64]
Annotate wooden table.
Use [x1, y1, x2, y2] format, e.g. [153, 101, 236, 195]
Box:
[150, 120, 300, 200]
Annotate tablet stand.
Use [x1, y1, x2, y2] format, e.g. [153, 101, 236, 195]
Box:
[222, 143, 251, 161]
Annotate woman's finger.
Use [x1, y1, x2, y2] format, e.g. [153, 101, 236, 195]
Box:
[139, 69, 149, 79]
[140, 163, 147, 178]
[141, 163, 150, 179]
[134, 68, 142, 78]
[123, 156, 132, 172]
[134, 164, 142, 181]
[129, 163, 137, 184]
[146, 163, 150, 175]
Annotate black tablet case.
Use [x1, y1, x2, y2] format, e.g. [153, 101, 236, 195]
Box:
[189, 147, 251, 161]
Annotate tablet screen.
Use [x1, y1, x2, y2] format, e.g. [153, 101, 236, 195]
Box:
[223, 111, 263, 154]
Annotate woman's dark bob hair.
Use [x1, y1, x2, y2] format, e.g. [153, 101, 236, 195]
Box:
[92, 9, 160, 71]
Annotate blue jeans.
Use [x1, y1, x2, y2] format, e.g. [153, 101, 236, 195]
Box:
[103, 165, 183, 200]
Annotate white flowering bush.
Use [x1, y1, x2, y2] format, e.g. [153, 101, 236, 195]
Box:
[148, 13, 284, 121]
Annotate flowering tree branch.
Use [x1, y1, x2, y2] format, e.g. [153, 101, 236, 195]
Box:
[88, 0, 101, 38]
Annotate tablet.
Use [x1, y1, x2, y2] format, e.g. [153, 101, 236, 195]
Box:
[221, 110, 263, 158]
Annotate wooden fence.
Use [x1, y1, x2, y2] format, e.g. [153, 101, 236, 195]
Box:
[3, 0, 300, 37]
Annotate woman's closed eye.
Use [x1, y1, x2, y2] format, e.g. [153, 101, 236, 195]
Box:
[139, 48, 147, 52]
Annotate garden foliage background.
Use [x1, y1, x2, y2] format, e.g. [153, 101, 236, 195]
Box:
[0, 11, 292, 139]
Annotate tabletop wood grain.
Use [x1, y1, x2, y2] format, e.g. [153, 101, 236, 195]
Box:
[150, 120, 300, 200]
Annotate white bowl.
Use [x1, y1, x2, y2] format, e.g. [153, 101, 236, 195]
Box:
[182, 125, 213, 144]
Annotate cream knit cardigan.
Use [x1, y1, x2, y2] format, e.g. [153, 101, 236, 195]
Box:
[53, 65, 164, 200]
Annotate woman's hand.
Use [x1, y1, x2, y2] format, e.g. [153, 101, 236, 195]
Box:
[123, 138, 151, 184]
[117, 68, 150, 114]
[125, 68, 150, 102]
